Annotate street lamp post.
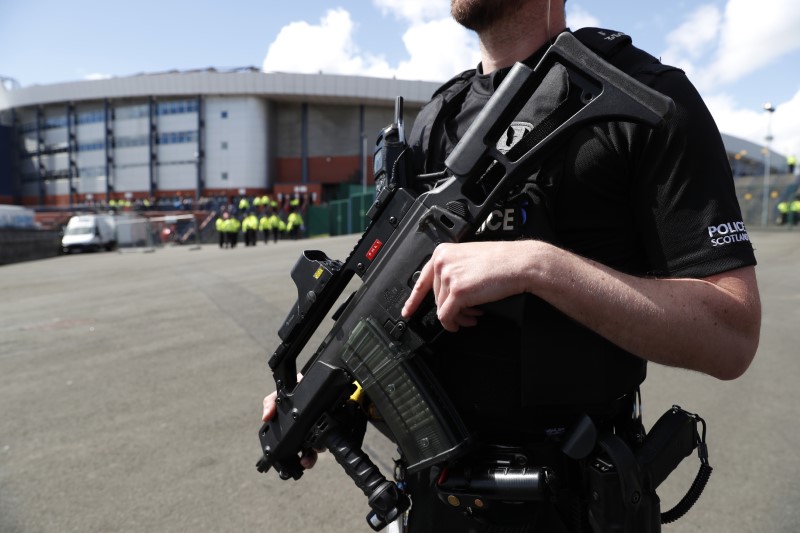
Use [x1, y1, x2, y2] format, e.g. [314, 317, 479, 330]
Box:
[761, 102, 776, 226]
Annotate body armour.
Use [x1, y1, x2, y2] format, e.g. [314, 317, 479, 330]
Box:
[406, 28, 757, 437]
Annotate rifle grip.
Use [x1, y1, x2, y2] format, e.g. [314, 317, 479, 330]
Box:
[323, 428, 409, 530]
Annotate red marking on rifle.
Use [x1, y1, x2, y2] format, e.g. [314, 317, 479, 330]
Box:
[366, 239, 383, 260]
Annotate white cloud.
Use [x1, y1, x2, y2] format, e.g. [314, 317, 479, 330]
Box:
[261, 7, 476, 83]
[261, 9, 391, 76]
[394, 18, 480, 82]
[770, 90, 800, 156]
[372, 0, 450, 23]
[662, 0, 800, 92]
[660, 4, 721, 82]
[662, 0, 800, 153]
[706, 89, 800, 156]
[371, 0, 478, 81]
[705, 0, 800, 87]
[704, 93, 767, 144]
[566, 5, 601, 30]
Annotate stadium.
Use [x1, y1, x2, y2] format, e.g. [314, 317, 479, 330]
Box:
[0, 68, 442, 209]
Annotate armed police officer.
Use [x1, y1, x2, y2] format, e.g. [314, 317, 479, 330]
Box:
[263, 0, 761, 531]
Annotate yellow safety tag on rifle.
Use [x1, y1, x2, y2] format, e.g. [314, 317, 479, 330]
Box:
[349, 381, 364, 404]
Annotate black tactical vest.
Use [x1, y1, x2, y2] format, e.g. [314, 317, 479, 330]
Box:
[408, 29, 681, 431]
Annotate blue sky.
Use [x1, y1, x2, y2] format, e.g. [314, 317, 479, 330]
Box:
[2, 0, 799, 155]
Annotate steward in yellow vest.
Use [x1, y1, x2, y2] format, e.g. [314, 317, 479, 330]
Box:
[216, 212, 228, 248]
[242, 212, 259, 247]
[287, 210, 304, 240]
[224, 216, 241, 248]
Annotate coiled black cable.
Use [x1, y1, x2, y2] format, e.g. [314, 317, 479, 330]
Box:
[661, 461, 713, 524]
[662, 414, 712, 524]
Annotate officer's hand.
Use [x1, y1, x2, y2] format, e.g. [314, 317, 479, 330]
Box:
[262, 375, 320, 469]
[401, 241, 531, 332]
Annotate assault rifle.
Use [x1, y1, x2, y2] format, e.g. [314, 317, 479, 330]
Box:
[256, 32, 674, 530]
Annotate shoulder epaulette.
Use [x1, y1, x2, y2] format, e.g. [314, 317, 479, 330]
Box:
[572, 27, 633, 57]
[572, 27, 681, 82]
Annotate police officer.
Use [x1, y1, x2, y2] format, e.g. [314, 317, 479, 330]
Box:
[266, 209, 282, 243]
[790, 195, 800, 226]
[259, 210, 272, 244]
[242, 211, 259, 246]
[225, 212, 241, 248]
[777, 200, 790, 225]
[216, 211, 228, 248]
[286, 205, 304, 240]
[263, 1, 761, 531]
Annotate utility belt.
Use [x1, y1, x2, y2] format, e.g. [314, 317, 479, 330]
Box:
[427, 392, 712, 533]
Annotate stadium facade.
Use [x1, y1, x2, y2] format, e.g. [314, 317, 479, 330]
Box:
[0, 68, 440, 207]
[0, 68, 788, 208]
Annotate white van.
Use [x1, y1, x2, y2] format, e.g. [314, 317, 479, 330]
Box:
[62, 214, 117, 253]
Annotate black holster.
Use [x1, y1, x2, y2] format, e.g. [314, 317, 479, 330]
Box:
[586, 406, 704, 533]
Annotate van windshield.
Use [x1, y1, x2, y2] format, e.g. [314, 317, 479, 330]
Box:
[65, 226, 94, 235]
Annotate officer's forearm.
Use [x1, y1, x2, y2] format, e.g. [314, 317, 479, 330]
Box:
[524, 240, 761, 380]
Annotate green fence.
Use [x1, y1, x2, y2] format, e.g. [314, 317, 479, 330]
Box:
[306, 205, 331, 237]
[328, 192, 373, 236]
[306, 188, 375, 237]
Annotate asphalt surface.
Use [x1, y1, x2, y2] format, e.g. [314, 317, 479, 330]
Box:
[1, 229, 798, 533]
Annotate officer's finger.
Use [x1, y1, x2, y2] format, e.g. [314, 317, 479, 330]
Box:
[300, 448, 318, 469]
[401, 260, 434, 318]
[262, 391, 278, 422]
[262, 373, 303, 422]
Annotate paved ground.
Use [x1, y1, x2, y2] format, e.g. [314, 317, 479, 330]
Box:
[1, 229, 798, 533]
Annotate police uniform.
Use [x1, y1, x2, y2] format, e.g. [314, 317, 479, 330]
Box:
[243, 213, 259, 246]
[402, 28, 757, 532]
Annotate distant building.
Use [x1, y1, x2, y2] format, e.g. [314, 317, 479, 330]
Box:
[0, 68, 439, 207]
[0, 67, 788, 207]
[721, 132, 788, 178]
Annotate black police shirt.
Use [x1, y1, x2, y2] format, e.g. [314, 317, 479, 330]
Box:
[407, 39, 756, 438]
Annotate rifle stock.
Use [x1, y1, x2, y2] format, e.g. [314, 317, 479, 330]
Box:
[257, 32, 674, 530]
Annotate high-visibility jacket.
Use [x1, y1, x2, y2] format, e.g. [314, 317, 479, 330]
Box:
[238, 198, 250, 211]
[242, 214, 259, 231]
[267, 214, 281, 230]
[259, 216, 271, 231]
[224, 218, 241, 233]
[287, 212, 304, 231]
[215, 217, 226, 232]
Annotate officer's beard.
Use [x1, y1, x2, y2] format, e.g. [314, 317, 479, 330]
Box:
[451, 0, 533, 33]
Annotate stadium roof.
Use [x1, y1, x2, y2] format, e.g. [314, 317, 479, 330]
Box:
[0, 68, 442, 110]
